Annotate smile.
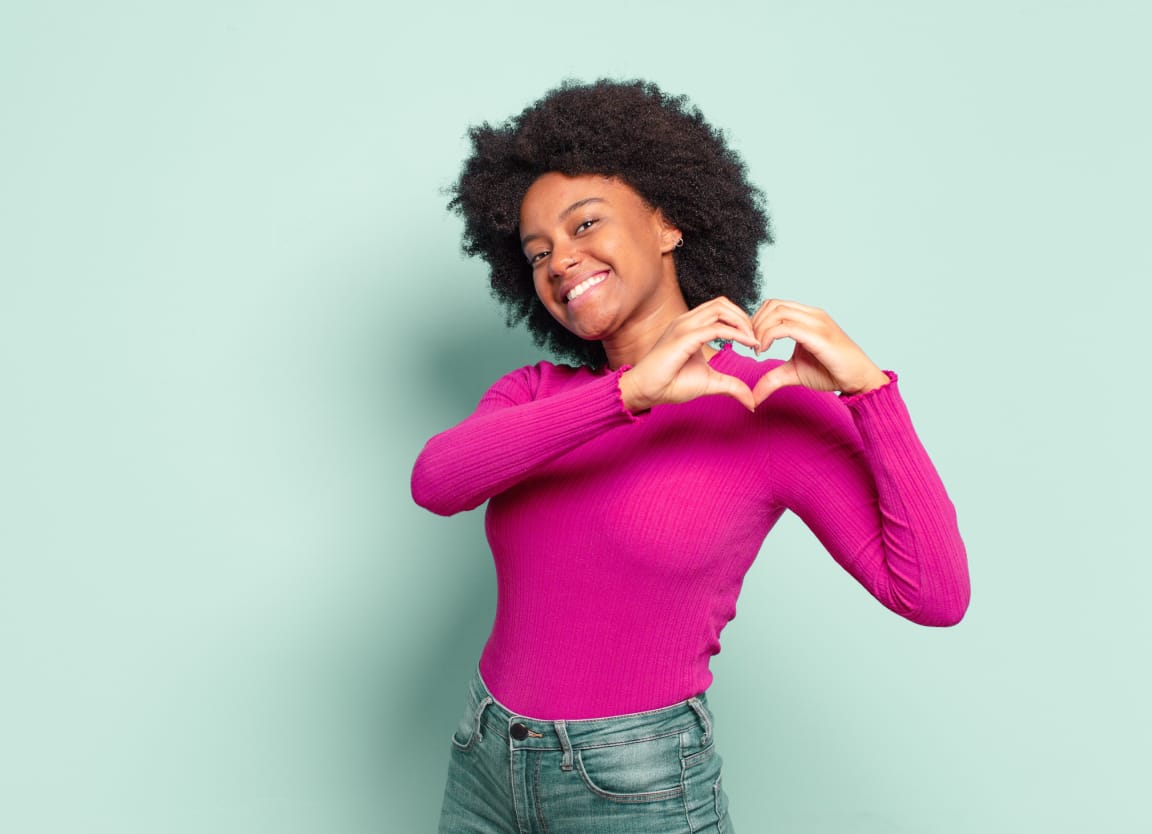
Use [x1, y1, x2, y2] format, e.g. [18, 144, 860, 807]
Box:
[565, 272, 607, 303]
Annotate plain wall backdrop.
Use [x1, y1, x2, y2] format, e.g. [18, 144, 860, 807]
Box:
[3, 1, 1149, 831]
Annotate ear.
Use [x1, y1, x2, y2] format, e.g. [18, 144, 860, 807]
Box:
[654, 210, 683, 254]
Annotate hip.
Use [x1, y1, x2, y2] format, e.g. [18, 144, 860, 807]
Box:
[438, 669, 733, 833]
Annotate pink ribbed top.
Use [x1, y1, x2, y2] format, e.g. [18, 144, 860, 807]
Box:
[411, 345, 969, 719]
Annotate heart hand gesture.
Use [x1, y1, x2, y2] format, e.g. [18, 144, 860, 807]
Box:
[750, 299, 890, 403]
[618, 297, 890, 413]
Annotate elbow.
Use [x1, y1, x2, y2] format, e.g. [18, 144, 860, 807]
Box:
[907, 585, 971, 628]
[410, 473, 464, 517]
[410, 461, 481, 517]
[410, 442, 462, 516]
[411, 486, 451, 517]
[921, 603, 968, 628]
[410, 459, 450, 516]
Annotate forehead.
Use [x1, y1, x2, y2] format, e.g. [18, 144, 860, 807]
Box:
[519, 173, 646, 225]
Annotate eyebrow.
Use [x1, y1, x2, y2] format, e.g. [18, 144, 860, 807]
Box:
[520, 197, 607, 248]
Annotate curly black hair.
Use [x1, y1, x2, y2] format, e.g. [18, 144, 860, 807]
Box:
[448, 79, 772, 367]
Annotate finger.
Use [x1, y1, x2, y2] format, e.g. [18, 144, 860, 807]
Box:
[684, 298, 757, 344]
[693, 295, 757, 329]
[704, 325, 761, 351]
[751, 362, 801, 404]
[628, 321, 759, 409]
[751, 307, 829, 352]
[751, 303, 825, 334]
[704, 371, 757, 412]
[670, 323, 760, 356]
[753, 318, 831, 355]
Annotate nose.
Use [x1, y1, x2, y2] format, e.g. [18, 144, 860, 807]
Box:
[549, 241, 580, 277]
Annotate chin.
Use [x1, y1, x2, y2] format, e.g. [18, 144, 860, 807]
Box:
[562, 311, 617, 343]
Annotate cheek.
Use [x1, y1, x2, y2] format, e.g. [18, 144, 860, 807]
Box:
[532, 271, 555, 308]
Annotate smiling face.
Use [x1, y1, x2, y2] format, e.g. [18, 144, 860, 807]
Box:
[519, 173, 685, 348]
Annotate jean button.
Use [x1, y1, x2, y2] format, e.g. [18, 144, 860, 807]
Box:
[510, 722, 529, 740]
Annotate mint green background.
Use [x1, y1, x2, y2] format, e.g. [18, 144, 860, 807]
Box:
[3, 1, 1149, 832]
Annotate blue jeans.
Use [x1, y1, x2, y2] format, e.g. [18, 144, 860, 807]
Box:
[438, 671, 733, 833]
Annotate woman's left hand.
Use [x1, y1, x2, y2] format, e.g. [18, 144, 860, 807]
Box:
[750, 299, 891, 403]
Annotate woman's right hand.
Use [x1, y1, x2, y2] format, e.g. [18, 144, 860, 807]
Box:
[618, 297, 760, 413]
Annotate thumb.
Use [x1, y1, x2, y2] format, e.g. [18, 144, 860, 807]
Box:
[752, 362, 800, 405]
[706, 370, 756, 412]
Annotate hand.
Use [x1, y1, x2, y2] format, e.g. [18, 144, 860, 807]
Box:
[619, 297, 761, 412]
[750, 299, 890, 404]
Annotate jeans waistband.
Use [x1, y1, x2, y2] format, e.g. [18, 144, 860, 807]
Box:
[463, 669, 714, 756]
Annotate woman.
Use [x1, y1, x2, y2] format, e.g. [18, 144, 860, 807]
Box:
[412, 79, 969, 833]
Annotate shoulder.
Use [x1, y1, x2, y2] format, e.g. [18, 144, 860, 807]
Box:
[479, 359, 603, 406]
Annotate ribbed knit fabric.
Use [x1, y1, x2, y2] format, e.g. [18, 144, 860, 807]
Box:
[411, 345, 969, 719]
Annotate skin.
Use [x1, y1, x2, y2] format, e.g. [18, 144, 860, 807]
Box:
[519, 172, 891, 414]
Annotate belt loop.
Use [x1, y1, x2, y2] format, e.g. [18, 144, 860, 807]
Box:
[553, 720, 574, 771]
[473, 696, 493, 743]
[688, 697, 712, 747]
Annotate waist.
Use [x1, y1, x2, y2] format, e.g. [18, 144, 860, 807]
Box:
[464, 668, 715, 750]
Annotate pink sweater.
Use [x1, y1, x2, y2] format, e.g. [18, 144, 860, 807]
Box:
[411, 345, 969, 719]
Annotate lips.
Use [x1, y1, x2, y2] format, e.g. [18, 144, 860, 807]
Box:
[564, 271, 608, 303]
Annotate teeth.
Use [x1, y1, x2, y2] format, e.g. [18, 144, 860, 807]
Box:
[566, 273, 607, 302]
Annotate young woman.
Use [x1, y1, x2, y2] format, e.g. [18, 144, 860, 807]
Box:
[412, 79, 969, 833]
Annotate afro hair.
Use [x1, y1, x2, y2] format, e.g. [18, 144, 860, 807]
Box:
[448, 79, 772, 367]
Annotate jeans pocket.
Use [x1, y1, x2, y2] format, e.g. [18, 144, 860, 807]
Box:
[449, 695, 487, 752]
[574, 732, 686, 803]
[448, 718, 474, 751]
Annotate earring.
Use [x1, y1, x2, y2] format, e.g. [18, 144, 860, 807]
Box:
[675, 238, 684, 248]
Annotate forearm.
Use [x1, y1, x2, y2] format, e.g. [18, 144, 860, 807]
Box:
[777, 376, 969, 626]
[411, 368, 640, 515]
[837, 377, 969, 625]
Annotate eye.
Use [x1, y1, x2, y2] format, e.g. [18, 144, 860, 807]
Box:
[575, 218, 598, 234]
[527, 250, 550, 266]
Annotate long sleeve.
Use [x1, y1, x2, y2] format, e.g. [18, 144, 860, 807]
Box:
[764, 373, 970, 626]
[415, 348, 969, 717]
[411, 363, 641, 516]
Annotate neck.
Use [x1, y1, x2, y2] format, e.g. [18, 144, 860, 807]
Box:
[601, 294, 687, 369]
[599, 258, 704, 369]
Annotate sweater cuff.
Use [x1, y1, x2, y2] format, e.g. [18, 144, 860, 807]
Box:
[839, 371, 917, 439]
[839, 370, 899, 405]
[610, 364, 646, 422]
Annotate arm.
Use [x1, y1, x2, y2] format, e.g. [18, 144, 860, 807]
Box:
[766, 377, 970, 626]
[414, 295, 763, 516]
[748, 298, 968, 625]
[410, 363, 641, 516]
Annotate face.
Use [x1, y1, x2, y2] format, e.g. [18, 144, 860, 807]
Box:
[519, 173, 683, 344]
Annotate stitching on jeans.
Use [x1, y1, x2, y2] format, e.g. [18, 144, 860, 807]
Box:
[688, 697, 712, 747]
[532, 755, 549, 834]
[554, 721, 574, 771]
[572, 749, 686, 804]
[570, 726, 693, 751]
[473, 696, 493, 743]
[681, 743, 715, 770]
[485, 694, 712, 726]
[714, 775, 726, 834]
[511, 750, 529, 834]
[680, 732, 698, 833]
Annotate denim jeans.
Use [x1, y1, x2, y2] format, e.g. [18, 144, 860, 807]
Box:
[438, 671, 733, 833]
